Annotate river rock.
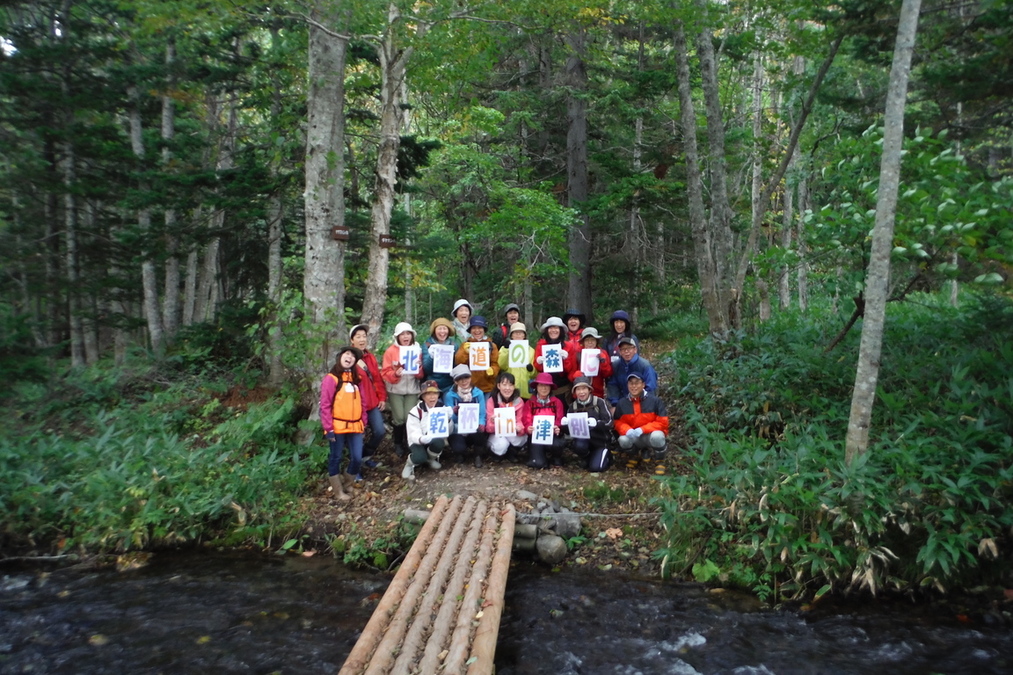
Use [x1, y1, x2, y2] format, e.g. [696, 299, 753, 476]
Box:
[535, 534, 568, 565]
[554, 513, 581, 539]
[516, 490, 539, 502]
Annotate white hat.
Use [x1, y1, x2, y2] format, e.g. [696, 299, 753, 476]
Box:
[451, 364, 472, 380]
[453, 298, 472, 314]
[540, 316, 565, 331]
[391, 321, 416, 340]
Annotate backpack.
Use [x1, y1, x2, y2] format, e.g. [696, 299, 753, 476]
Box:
[328, 373, 364, 432]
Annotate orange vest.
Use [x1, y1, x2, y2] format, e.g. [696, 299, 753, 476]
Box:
[328, 373, 364, 434]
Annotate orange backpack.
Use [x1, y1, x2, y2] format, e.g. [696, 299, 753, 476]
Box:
[328, 373, 364, 434]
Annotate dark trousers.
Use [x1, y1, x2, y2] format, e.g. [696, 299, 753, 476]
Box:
[363, 406, 386, 455]
[449, 432, 488, 458]
[571, 437, 611, 472]
[527, 435, 565, 468]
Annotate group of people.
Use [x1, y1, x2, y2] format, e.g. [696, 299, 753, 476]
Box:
[319, 300, 669, 500]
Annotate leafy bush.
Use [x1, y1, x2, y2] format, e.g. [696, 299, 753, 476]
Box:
[0, 303, 48, 389]
[658, 292, 1013, 601]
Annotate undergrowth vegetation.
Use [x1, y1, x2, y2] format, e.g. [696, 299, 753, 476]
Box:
[656, 292, 1013, 603]
[0, 354, 320, 555]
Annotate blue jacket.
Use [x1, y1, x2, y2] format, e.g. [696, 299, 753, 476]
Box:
[443, 387, 487, 429]
[607, 354, 658, 405]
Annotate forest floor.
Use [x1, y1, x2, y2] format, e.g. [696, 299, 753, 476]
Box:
[299, 339, 692, 576]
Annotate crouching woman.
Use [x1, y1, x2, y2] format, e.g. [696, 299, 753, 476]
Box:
[402, 380, 447, 481]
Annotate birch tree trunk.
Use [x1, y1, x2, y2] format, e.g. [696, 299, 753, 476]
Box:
[565, 28, 593, 319]
[266, 26, 285, 388]
[195, 94, 236, 324]
[61, 0, 84, 367]
[360, 2, 412, 348]
[303, 6, 350, 373]
[750, 51, 770, 322]
[674, 24, 725, 336]
[129, 85, 165, 356]
[161, 38, 181, 344]
[182, 246, 198, 326]
[796, 172, 810, 312]
[845, 0, 923, 463]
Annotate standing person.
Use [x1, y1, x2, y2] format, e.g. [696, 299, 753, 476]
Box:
[422, 317, 461, 393]
[563, 375, 613, 472]
[381, 322, 425, 457]
[562, 308, 587, 353]
[319, 346, 367, 501]
[485, 372, 530, 462]
[497, 322, 535, 399]
[445, 364, 488, 467]
[607, 337, 659, 408]
[533, 317, 572, 399]
[602, 310, 640, 362]
[524, 372, 566, 468]
[451, 298, 473, 341]
[613, 372, 669, 475]
[454, 316, 500, 394]
[565, 327, 613, 398]
[402, 380, 447, 481]
[349, 324, 387, 472]
[492, 303, 522, 349]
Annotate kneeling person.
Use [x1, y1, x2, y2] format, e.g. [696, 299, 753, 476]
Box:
[613, 373, 669, 474]
[403, 380, 448, 481]
[564, 376, 613, 472]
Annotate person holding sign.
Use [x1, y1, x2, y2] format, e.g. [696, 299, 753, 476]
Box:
[533, 317, 572, 399]
[402, 380, 448, 481]
[444, 364, 488, 467]
[454, 315, 500, 395]
[422, 317, 460, 393]
[565, 327, 613, 399]
[485, 372, 531, 462]
[564, 375, 614, 473]
[349, 324, 387, 476]
[497, 322, 535, 399]
[614, 372, 669, 475]
[523, 372, 566, 468]
[381, 322, 425, 458]
[319, 346, 368, 501]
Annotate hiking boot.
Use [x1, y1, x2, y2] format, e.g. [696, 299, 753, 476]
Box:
[474, 455, 483, 468]
[363, 458, 380, 469]
[401, 459, 415, 481]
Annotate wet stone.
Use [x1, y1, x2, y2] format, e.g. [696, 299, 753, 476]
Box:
[536, 535, 568, 565]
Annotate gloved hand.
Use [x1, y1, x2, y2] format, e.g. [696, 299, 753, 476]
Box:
[428, 344, 437, 357]
[626, 427, 643, 439]
[536, 355, 544, 364]
[598, 355, 607, 363]
[610, 355, 619, 366]
[588, 418, 598, 428]
[326, 431, 337, 442]
[560, 350, 569, 359]
[462, 342, 471, 352]
[486, 367, 494, 376]
[420, 434, 432, 444]
[559, 416, 569, 426]
[526, 364, 534, 372]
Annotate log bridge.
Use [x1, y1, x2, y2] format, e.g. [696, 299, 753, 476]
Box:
[338, 494, 516, 675]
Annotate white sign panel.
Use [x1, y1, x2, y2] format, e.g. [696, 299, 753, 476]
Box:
[469, 342, 491, 371]
[542, 344, 564, 373]
[580, 349, 600, 377]
[531, 414, 555, 445]
[457, 402, 481, 434]
[568, 412, 590, 439]
[431, 344, 454, 374]
[493, 407, 517, 437]
[508, 340, 529, 369]
[400, 345, 421, 375]
[426, 407, 452, 439]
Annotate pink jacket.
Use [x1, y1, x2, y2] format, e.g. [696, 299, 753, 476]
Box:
[484, 394, 531, 434]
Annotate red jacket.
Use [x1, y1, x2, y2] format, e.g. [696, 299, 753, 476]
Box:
[357, 350, 387, 409]
[524, 395, 565, 430]
[614, 393, 669, 436]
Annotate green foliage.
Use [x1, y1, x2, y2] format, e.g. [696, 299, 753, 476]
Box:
[0, 304, 48, 387]
[0, 363, 316, 554]
[659, 293, 1013, 601]
[582, 480, 640, 505]
[334, 521, 418, 571]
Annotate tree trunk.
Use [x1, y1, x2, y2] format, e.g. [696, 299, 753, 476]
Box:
[61, 4, 85, 367]
[674, 24, 725, 336]
[750, 50, 768, 322]
[162, 38, 181, 344]
[361, 2, 412, 348]
[266, 26, 285, 388]
[845, 0, 922, 463]
[81, 201, 99, 363]
[565, 28, 593, 320]
[182, 245, 198, 326]
[129, 85, 165, 356]
[303, 6, 350, 373]
[796, 172, 809, 312]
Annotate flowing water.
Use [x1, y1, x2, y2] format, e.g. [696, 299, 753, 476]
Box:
[1, 552, 1010, 674]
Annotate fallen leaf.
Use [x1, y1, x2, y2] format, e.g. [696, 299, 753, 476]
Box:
[438, 649, 449, 660]
[88, 634, 108, 646]
[475, 610, 484, 619]
[606, 528, 623, 540]
[196, 636, 212, 644]
[301, 550, 316, 557]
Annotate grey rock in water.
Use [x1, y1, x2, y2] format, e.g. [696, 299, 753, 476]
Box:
[535, 534, 569, 565]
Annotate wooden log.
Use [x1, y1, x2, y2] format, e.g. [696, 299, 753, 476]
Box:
[403, 508, 430, 525]
[415, 501, 490, 673]
[467, 504, 515, 675]
[391, 496, 481, 673]
[442, 504, 501, 674]
[514, 523, 538, 540]
[338, 494, 451, 675]
[365, 495, 471, 675]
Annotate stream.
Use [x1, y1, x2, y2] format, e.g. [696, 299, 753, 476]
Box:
[1, 551, 1010, 674]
